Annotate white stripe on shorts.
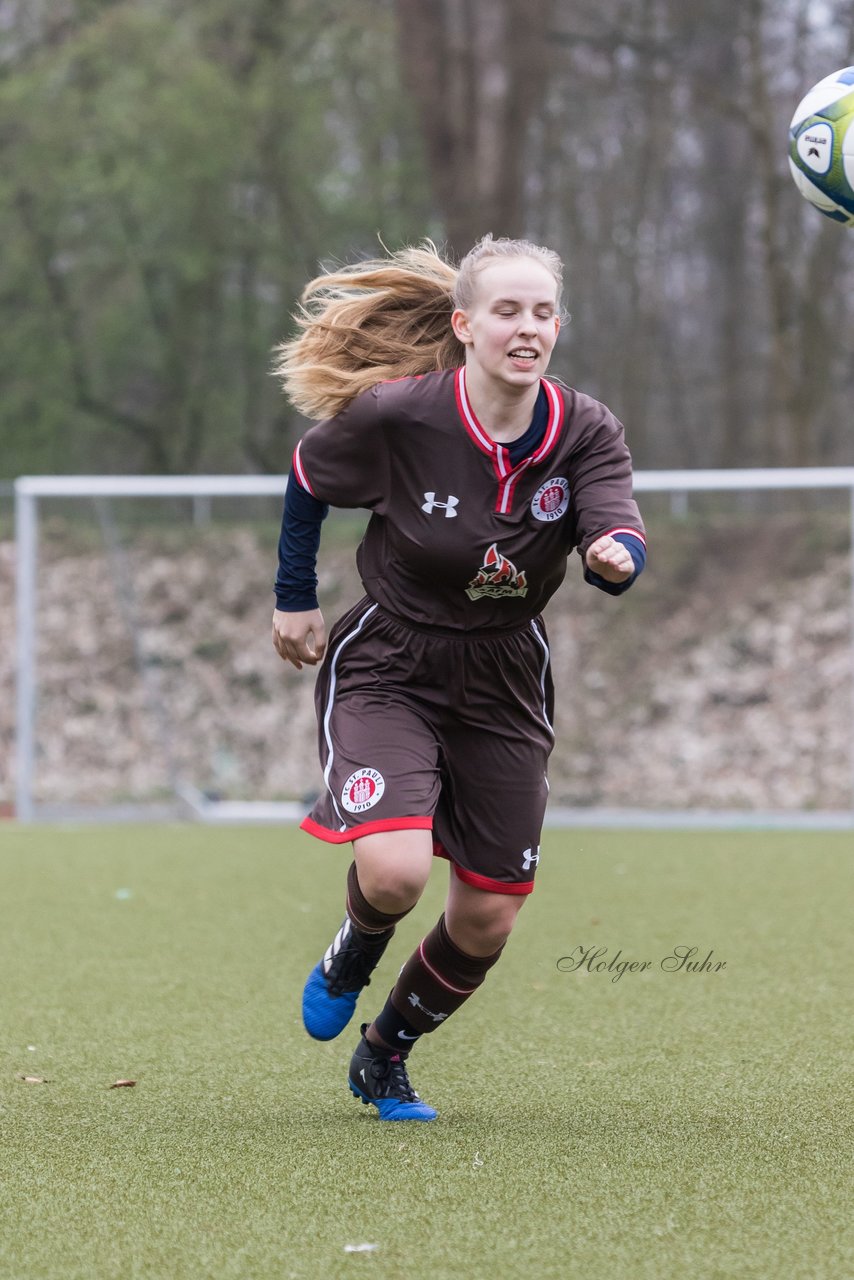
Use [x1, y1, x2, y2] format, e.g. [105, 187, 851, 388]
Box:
[529, 619, 555, 741]
[322, 602, 379, 829]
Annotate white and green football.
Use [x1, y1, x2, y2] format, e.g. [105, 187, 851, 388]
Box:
[788, 66, 854, 225]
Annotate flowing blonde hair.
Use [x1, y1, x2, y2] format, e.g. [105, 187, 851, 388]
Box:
[275, 235, 564, 419]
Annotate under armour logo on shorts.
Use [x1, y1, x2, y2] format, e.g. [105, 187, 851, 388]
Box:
[422, 492, 459, 517]
[521, 845, 540, 871]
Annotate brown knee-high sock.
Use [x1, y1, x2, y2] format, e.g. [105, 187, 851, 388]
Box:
[345, 861, 412, 939]
[369, 913, 504, 1049]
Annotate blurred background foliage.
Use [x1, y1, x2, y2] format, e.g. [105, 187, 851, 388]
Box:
[1, 0, 853, 476]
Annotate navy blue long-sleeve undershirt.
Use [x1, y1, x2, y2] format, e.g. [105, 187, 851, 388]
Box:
[275, 474, 329, 612]
[274, 386, 645, 610]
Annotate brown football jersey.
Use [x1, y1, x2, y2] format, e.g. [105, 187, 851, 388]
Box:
[293, 367, 644, 632]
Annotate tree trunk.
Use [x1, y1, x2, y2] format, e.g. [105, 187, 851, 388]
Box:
[394, 0, 555, 256]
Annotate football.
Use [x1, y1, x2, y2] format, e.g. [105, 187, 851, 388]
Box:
[788, 66, 854, 225]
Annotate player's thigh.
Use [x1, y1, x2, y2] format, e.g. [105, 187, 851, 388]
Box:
[326, 692, 441, 812]
[435, 721, 549, 893]
[305, 673, 444, 849]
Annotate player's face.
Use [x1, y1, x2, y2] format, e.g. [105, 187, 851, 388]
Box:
[451, 257, 561, 391]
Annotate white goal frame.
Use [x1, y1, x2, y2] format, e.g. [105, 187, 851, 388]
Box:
[13, 468, 854, 826]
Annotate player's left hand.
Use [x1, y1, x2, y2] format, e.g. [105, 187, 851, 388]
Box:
[585, 535, 635, 583]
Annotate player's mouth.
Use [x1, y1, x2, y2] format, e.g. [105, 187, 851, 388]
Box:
[507, 347, 539, 368]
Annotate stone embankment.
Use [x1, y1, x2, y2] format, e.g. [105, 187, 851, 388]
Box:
[0, 515, 850, 813]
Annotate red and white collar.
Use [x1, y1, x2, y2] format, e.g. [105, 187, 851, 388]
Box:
[454, 367, 565, 514]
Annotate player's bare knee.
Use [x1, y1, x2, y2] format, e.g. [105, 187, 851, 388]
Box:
[360, 868, 425, 913]
[448, 892, 526, 954]
[353, 829, 432, 913]
[484, 901, 526, 949]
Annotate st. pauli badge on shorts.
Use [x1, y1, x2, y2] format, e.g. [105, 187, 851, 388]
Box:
[341, 768, 386, 813]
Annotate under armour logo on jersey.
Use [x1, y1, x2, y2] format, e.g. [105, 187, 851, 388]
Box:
[422, 492, 459, 517]
[521, 845, 541, 871]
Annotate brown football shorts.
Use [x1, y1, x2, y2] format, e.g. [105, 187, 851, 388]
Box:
[300, 597, 555, 894]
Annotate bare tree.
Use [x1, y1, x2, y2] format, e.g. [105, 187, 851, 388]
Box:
[394, 0, 555, 255]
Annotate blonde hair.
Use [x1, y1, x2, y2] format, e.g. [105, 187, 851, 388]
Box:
[275, 234, 564, 419]
[454, 234, 564, 312]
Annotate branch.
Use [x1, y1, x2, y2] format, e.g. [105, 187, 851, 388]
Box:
[15, 187, 166, 460]
[95, 149, 174, 347]
[547, 26, 676, 59]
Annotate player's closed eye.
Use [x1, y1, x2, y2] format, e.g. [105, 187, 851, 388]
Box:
[496, 307, 552, 319]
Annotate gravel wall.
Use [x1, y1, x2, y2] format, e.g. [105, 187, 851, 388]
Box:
[1, 515, 851, 813]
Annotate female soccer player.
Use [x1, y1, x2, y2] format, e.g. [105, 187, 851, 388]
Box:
[272, 235, 645, 1121]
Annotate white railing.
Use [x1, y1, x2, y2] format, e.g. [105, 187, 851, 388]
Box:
[12, 469, 854, 823]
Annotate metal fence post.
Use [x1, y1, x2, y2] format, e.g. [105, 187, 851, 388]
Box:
[14, 482, 37, 822]
[850, 484, 854, 811]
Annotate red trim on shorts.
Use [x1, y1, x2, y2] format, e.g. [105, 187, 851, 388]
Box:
[300, 814, 433, 844]
[432, 839, 535, 895]
[453, 865, 535, 895]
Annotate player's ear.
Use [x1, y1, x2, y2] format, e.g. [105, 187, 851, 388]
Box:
[451, 308, 472, 344]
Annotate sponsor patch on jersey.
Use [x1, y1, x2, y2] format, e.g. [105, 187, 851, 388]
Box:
[341, 768, 385, 813]
[531, 476, 569, 522]
[466, 543, 528, 600]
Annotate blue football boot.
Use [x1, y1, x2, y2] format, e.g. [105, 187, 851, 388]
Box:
[302, 918, 391, 1041]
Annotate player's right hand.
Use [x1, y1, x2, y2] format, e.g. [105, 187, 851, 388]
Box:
[272, 608, 327, 670]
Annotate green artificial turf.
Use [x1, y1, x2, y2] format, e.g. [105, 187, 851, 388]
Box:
[1, 825, 852, 1280]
